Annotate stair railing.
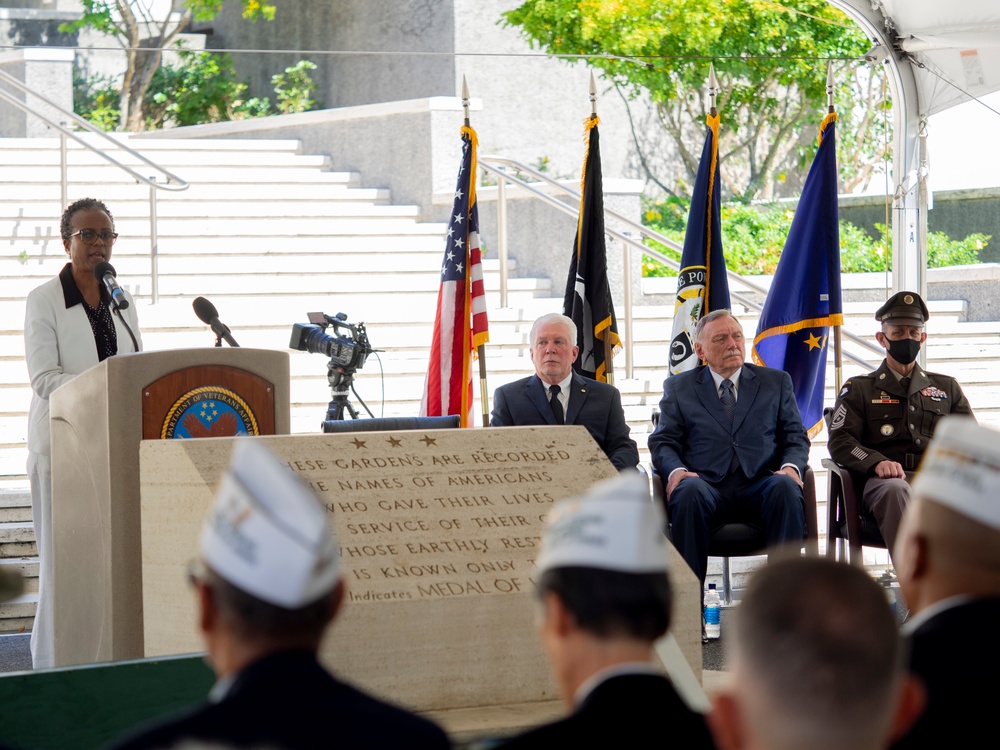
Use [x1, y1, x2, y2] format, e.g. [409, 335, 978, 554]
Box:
[0, 68, 189, 303]
[478, 155, 882, 378]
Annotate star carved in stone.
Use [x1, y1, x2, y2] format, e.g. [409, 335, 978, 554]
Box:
[387, 436, 403, 447]
[351, 438, 366, 449]
[419, 435, 437, 447]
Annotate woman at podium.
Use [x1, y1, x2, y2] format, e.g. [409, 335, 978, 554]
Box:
[22, 198, 142, 669]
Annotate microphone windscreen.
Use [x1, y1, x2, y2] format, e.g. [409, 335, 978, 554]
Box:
[193, 296, 220, 325]
[93, 261, 116, 281]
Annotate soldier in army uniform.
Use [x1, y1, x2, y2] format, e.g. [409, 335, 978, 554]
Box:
[827, 291, 974, 560]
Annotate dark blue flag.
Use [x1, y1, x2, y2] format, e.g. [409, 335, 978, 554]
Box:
[669, 113, 731, 375]
[752, 114, 844, 437]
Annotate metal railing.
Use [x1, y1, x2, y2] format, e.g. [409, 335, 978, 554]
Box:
[0, 68, 189, 303]
[478, 155, 882, 378]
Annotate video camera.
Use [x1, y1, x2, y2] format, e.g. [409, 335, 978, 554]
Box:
[289, 312, 372, 372]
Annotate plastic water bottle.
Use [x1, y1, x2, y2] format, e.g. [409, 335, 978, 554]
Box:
[704, 583, 721, 640]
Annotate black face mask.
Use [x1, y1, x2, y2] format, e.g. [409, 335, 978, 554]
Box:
[885, 337, 920, 365]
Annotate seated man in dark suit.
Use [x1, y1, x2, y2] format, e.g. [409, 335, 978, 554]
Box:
[891, 417, 1000, 750]
[648, 309, 809, 583]
[491, 313, 639, 471]
[109, 440, 450, 750]
[498, 474, 714, 749]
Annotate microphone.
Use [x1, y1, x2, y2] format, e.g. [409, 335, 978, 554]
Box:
[93, 261, 129, 310]
[193, 296, 240, 347]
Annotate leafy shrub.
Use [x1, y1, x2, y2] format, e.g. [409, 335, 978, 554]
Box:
[73, 53, 320, 130]
[272, 60, 320, 114]
[144, 50, 272, 128]
[73, 69, 120, 131]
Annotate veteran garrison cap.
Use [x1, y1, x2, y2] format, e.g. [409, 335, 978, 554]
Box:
[200, 439, 341, 609]
[536, 474, 669, 575]
[875, 291, 929, 325]
[913, 417, 1000, 531]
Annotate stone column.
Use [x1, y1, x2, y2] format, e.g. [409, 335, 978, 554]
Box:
[0, 47, 74, 137]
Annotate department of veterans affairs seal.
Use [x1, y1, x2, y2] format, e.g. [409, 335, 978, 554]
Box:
[161, 386, 259, 439]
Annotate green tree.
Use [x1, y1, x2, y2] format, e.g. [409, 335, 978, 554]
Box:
[504, 0, 884, 202]
[61, 1, 275, 132]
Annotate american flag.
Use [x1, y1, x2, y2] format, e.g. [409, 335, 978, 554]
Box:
[420, 125, 489, 426]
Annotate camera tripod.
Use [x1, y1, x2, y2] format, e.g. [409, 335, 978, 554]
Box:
[321, 362, 374, 429]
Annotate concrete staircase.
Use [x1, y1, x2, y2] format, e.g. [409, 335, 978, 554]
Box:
[1, 133, 999, 627]
[0, 489, 36, 634]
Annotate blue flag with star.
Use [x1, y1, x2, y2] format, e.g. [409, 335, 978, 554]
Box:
[752, 113, 843, 438]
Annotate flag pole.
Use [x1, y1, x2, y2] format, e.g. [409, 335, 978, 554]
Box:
[827, 62, 843, 392]
[589, 72, 615, 386]
[464, 75, 490, 427]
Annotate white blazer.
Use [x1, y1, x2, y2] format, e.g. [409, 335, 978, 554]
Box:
[24, 268, 142, 455]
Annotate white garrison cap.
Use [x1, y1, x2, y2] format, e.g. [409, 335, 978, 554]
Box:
[536, 473, 668, 574]
[200, 439, 341, 608]
[913, 417, 1000, 531]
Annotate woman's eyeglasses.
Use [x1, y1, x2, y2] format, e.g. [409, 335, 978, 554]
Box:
[69, 229, 119, 245]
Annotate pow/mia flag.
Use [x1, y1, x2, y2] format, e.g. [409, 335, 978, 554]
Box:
[669, 112, 730, 375]
[564, 115, 620, 383]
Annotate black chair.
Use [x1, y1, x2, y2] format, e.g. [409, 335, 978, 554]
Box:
[821, 408, 887, 566]
[650, 465, 818, 604]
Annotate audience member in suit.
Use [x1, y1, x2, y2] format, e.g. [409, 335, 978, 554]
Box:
[497, 474, 714, 750]
[648, 309, 809, 583]
[891, 417, 1000, 750]
[108, 441, 450, 750]
[491, 313, 639, 471]
[710, 556, 924, 750]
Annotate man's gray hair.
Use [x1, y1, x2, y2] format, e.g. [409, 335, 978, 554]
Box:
[530, 313, 578, 347]
[732, 557, 903, 750]
[693, 309, 734, 342]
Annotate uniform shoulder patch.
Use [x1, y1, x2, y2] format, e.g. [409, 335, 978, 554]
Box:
[830, 404, 847, 430]
[839, 381, 851, 398]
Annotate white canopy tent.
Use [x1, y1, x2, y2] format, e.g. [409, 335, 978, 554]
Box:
[829, 0, 1000, 295]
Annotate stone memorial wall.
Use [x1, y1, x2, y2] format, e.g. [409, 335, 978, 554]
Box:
[140, 426, 640, 712]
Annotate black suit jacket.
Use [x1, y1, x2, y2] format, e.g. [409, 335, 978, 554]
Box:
[106, 650, 451, 750]
[648, 363, 809, 482]
[891, 597, 1000, 750]
[497, 673, 714, 749]
[491, 372, 639, 471]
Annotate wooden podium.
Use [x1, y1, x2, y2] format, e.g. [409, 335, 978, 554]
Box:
[48, 348, 290, 667]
